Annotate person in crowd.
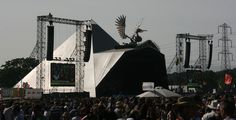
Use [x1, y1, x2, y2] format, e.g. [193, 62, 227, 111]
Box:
[114, 101, 124, 119]
[0, 101, 5, 120]
[69, 105, 78, 119]
[61, 111, 70, 120]
[49, 101, 63, 120]
[30, 103, 47, 120]
[13, 103, 24, 120]
[202, 99, 220, 120]
[166, 103, 176, 120]
[129, 105, 140, 120]
[43, 105, 51, 120]
[219, 100, 236, 120]
[174, 96, 201, 120]
[2, 100, 14, 120]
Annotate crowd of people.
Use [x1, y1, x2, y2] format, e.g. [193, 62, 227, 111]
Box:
[0, 93, 236, 120]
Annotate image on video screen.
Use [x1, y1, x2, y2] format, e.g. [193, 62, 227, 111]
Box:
[51, 63, 75, 86]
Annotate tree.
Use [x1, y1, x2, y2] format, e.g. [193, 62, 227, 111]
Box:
[201, 70, 217, 92]
[0, 57, 38, 87]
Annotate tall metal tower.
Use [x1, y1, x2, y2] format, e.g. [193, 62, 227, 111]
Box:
[218, 23, 233, 71]
[175, 34, 184, 73]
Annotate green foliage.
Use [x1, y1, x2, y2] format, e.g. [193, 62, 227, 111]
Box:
[168, 69, 236, 92]
[0, 57, 38, 88]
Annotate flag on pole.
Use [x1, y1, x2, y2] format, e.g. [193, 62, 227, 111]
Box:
[224, 73, 233, 85]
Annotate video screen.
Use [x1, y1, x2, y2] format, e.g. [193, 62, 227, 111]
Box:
[51, 63, 75, 86]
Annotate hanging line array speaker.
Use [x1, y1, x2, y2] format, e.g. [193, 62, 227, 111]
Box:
[84, 30, 92, 62]
[184, 39, 191, 68]
[47, 26, 54, 61]
[207, 41, 213, 69]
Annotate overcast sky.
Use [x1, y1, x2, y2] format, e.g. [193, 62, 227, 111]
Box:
[0, 0, 236, 71]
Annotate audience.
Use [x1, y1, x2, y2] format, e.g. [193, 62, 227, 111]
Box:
[0, 93, 236, 120]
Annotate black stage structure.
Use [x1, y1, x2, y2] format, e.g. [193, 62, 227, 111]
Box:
[96, 40, 168, 97]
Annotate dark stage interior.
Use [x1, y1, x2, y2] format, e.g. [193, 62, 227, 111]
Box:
[96, 46, 168, 97]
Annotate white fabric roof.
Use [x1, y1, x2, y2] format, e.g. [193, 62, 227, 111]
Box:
[53, 33, 76, 59]
[94, 51, 126, 86]
[137, 91, 161, 98]
[154, 87, 181, 97]
[137, 88, 181, 98]
[14, 32, 127, 97]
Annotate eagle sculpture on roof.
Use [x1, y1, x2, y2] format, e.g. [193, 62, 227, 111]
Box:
[115, 15, 147, 45]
